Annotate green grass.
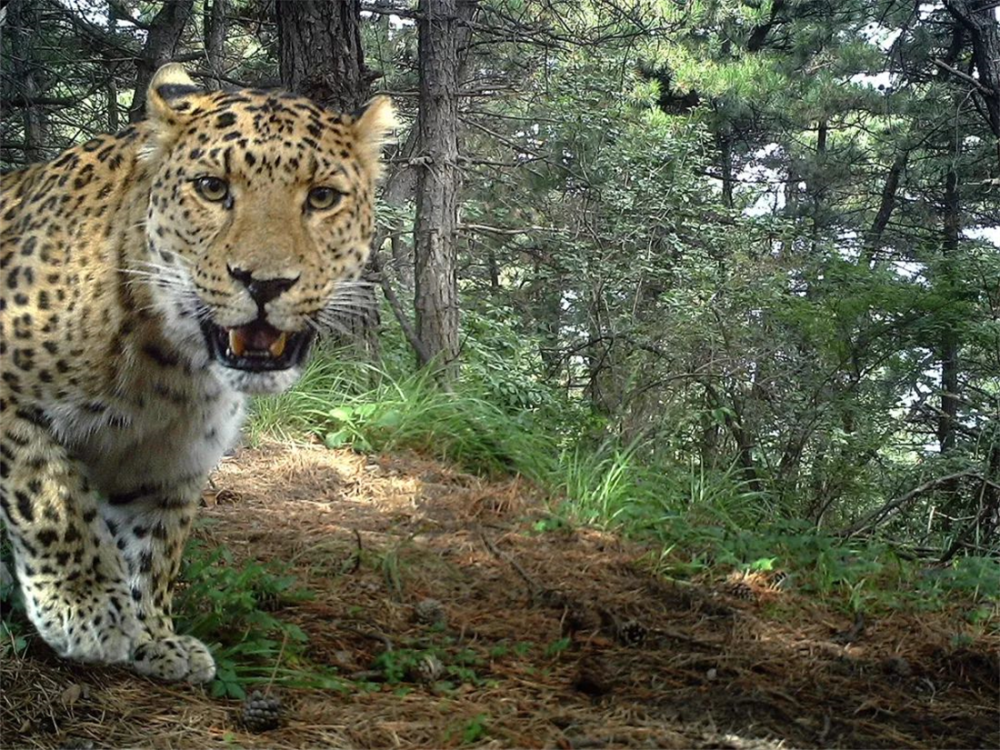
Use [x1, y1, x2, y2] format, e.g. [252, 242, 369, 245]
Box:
[250, 344, 554, 479]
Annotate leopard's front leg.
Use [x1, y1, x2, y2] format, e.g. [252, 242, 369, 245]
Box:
[1, 406, 215, 682]
[100, 479, 215, 683]
[0, 406, 138, 665]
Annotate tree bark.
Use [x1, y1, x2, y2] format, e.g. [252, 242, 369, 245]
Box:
[8, 0, 48, 164]
[128, 0, 195, 123]
[203, 0, 229, 91]
[276, 0, 380, 355]
[860, 150, 908, 266]
[413, 0, 477, 378]
[944, 0, 1000, 150]
[277, 0, 370, 113]
[938, 165, 961, 454]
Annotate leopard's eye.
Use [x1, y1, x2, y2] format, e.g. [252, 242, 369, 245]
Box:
[306, 186, 343, 211]
[194, 176, 229, 202]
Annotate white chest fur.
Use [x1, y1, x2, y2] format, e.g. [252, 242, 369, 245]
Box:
[46, 361, 246, 500]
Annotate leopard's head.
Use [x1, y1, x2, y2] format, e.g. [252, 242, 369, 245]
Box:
[139, 65, 395, 394]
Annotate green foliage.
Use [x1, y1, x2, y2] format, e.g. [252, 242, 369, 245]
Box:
[443, 713, 490, 745]
[543, 637, 572, 658]
[371, 646, 486, 687]
[459, 714, 490, 744]
[0, 582, 30, 659]
[460, 308, 561, 414]
[644, 514, 1000, 616]
[174, 537, 343, 698]
[251, 344, 555, 480]
[552, 440, 639, 524]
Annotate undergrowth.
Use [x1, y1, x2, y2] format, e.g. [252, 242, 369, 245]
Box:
[175, 535, 346, 698]
[247, 344, 1000, 627]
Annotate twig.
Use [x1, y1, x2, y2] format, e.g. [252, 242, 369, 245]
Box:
[369, 250, 433, 366]
[348, 669, 386, 682]
[347, 528, 363, 574]
[479, 529, 542, 597]
[339, 624, 394, 652]
[840, 470, 981, 537]
[933, 58, 991, 95]
[831, 612, 866, 645]
[265, 631, 289, 694]
[458, 222, 567, 235]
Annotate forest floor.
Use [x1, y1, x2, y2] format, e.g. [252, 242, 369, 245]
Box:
[3, 442, 998, 750]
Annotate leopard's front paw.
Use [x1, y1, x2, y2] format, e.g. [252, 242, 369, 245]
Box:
[132, 635, 216, 683]
[31, 593, 134, 665]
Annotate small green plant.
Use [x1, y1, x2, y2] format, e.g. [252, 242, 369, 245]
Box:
[460, 713, 490, 744]
[554, 439, 648, 525]
[443, 713, 491, 745]
[530, 516, 571, 534]
[0, 619, 30, 658]
[0, 538, 31, 658]
[372, 646, 486, 686]
[543, 636, 571, 658]
[371, 648, 422, 683]
[174, 538, 331, 698]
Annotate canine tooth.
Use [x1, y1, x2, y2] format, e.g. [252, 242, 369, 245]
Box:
[269, 332, 288, 358]
[228, 329, 246, 357]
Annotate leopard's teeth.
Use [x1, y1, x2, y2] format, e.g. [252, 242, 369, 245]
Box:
[269, 332, 288, 358]
[228, 329, 246, 358]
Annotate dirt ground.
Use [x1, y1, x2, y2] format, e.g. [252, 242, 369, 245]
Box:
[3, 442, 998, 749]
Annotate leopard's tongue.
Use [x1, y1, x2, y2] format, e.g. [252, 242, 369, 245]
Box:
[228, 323, 287, 358]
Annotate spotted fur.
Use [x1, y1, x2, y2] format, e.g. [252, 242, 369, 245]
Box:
[0, 65, 395, 682]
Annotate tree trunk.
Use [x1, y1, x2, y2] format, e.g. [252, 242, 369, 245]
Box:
[277, 0, 369, 114]
[413, 0, 477, 378]
[810, 118, 828, 253]
[128, 0, 194, 123]
[938, 166, 961, 454]
[203, 0, 229, 91]
[276, 0, 380, 356]
[860, 150, 908, 266]
[106, 1, 120, 131]
[9, 0, 48, 164]
[717, 129, 734, 210]
[944, 0, 1000, 152]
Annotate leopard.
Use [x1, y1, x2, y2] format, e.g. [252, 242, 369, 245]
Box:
[0, 64, 396, 682]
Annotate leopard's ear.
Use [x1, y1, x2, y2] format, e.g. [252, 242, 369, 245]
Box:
[352, 96, 398, 179]
[146, 64, 202, 124]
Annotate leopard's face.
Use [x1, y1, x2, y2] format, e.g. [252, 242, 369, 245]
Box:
[141, 69, 395, 394]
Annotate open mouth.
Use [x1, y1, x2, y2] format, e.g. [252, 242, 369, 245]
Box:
[200, 318, 314, 372]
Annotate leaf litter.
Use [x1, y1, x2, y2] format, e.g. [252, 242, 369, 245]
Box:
[3, 442, 997, 749]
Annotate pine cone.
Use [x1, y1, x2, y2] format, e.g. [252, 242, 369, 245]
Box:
[409, 654, 444, 683]
[615, 619, 647, 647]
[413, 598, 446, 627]
[725, 581, 756, 601]
[769, 570, 790, 589]
[241, 690, 283, 732]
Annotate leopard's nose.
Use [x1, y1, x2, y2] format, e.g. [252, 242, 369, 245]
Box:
[227, 265, 300, 306]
